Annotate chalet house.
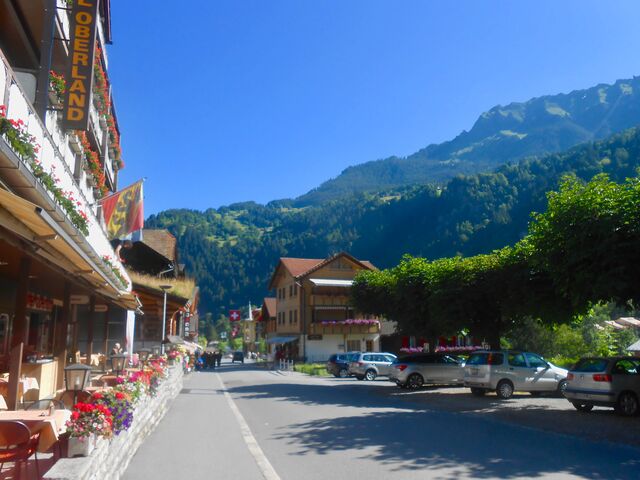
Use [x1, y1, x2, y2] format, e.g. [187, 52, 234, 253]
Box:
[267, 252, 379, 362]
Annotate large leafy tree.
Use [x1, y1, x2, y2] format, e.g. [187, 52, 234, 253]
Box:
[527, 174, 640, 312]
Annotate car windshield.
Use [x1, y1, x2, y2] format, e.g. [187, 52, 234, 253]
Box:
[573, 358, 609, 372]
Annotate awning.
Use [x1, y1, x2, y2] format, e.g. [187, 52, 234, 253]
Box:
[266, 336, 298, 345]
[616, 317, 640, 327]
[0, 188, 124, 296]
[309, 278, 353, 287]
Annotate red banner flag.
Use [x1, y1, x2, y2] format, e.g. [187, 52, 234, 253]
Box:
[229, 310, 241, 322]
[100, 181, 144, 239]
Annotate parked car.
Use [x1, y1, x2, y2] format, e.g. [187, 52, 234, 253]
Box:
[564, 356, 640, 416]
[232, 351, 244, 363]
[348, 352, 398, 380]
[389, 353, 465, 389]
[326, 352, 361, 378]
[464, 350, 568, 399]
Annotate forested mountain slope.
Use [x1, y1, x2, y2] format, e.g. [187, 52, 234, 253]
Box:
[147, 127, 640, 316]
[296, 77, 640, 205]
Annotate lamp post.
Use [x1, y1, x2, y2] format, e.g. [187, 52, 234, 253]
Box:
[64, 363, 92, 405]
[111, 353, 127, 376]
[159, 285, 172, 355]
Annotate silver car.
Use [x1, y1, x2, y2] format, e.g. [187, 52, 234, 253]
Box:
[464, 350, 568, 399]
[348, 352, 397, 381]
[564, 356, 640, 416]
[388, 353, 465, 389]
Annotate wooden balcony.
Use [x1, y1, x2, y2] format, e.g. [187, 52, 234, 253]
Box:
[308, 322, 380, 335]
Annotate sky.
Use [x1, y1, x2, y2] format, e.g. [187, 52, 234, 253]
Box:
[107, 0, 640, 215]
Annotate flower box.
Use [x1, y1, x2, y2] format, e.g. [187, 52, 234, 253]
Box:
[67, 435, 95, 457]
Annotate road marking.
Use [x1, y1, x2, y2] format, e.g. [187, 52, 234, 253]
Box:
[216, 372, 281, 480]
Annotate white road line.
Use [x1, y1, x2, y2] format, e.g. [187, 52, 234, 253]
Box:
[216, 372, 281, 480]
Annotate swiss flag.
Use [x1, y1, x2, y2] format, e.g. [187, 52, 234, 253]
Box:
[229, 310, 241, 322]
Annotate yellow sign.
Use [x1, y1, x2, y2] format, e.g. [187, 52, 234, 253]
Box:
[63, 0, 100, 130]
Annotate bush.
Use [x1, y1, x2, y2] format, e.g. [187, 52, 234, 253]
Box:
[293, 363, 330, 377]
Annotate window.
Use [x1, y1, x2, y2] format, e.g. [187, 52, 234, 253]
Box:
[508, 353, 527, 367]
[613, 359, 640, 375]
[289, 285, 293, 296]
[573, 358, 609, 373]
[294, 310, 298, 323]
[363, 355, 374, 362]
[467, 353, 504, 366]
[525, 353, 548, 368]
[289, 311, 292, 324]
[294, 284, 298, 296]
[365, 340, 374, 352]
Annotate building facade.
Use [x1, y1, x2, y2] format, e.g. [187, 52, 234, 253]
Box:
[267, 252, 380, 362]
[0, 0, 136, 408]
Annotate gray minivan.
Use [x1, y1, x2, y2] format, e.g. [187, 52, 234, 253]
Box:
[464, 350, 568, 399]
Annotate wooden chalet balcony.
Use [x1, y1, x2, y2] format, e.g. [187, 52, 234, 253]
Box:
[308, 322, 380, 335]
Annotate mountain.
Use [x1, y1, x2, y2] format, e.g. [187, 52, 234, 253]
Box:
[146, 127, 640, 317]
[295, 77, 640, 205]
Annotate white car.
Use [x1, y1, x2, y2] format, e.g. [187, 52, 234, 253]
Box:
[464, 350, 568, 399]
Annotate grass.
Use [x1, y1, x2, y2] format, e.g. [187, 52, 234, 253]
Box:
[293, 363, 330, 377]
[128, 271, 196, 300]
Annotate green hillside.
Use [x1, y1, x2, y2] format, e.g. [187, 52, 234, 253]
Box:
[146, 127, 640, 316]
[295, 77, 640, 205]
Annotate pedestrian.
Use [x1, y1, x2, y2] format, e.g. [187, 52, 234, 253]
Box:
[216, 351, 222, 367]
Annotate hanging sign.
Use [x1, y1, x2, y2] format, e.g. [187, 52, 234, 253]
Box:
[26, 293, 54, 312]
[63, 0, 100, 130]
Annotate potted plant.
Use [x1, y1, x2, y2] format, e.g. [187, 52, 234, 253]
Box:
[65, 402, 113, 457]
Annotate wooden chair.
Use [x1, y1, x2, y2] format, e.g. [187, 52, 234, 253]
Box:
[98, 375, 120, 387]
[59, 390, 92, 409]
[0, 420, 40, 479]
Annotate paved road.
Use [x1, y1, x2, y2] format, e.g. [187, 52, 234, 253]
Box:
[124, 362, 640, 479]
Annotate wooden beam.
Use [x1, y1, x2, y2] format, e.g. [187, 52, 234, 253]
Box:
[11, 256, 31, 348]
[86, 295, 96, 361]
[7, 343, 23, 410]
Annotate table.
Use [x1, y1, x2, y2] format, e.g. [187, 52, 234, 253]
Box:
[0, 409, 71, 452]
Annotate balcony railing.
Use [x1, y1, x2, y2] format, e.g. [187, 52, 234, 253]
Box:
[308, 322, 380, 335]
[0, 47, 130, 292]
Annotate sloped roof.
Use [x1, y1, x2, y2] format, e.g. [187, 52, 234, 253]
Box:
[268, 252, 376, 290]
[262, 297, 276, 318]
[142, 229, 177, 263]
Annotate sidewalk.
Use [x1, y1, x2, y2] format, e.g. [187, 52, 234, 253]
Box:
[122, 370, 265, 480]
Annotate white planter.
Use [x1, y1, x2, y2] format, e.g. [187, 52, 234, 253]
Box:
[67, 435, 96, 457]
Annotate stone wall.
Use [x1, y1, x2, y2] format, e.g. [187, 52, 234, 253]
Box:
[44, 365, 184, 480]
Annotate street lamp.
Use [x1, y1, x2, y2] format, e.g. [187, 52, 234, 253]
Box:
[159, 285, 172, 354]
[64, 363, 92, 405]
[111, 353, 127, 376]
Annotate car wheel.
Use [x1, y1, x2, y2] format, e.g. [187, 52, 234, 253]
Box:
[407, 373, 424, 389]
[615, 392, 640, 417]
[571, 402, 593, 412]
[365, 370, 377, 381]
[470, 387, 486, 397]
[338, 368, 349, 378]
[557, 380, 568, 397]
[356, 375, 365, 381]
[496, 380, 514, 399]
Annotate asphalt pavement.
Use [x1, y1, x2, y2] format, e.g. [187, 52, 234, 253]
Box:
[123, 361, 640, 479]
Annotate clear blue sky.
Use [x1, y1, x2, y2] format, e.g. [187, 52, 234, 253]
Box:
[108, 0, 640, 215]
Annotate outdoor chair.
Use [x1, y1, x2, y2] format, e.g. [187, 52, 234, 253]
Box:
[25, 399, 65, 411]
[0, 420, 40, 479]
[98, 375, 120, 387]
[59, 390, 91, 409]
